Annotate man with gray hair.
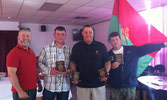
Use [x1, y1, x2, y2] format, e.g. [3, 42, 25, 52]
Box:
[6, 28, 42, 100]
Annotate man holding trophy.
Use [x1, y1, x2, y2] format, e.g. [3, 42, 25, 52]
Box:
[70, 25, 111, 100]
[38, 26, 71, 100]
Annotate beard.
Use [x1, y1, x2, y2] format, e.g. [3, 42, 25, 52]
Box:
[21, 40, 30, 47]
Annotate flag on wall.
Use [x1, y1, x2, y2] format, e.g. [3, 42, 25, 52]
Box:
[108, 0, 167, 76]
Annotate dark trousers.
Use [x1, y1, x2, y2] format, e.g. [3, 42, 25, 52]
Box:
[13, 88, 37, 100]
[43, 88, 69, 100]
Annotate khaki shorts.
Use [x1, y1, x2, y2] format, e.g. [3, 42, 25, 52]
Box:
[77, 85, 106, 100]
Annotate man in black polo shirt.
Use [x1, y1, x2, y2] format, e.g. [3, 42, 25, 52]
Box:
[70, 25, 111, 100]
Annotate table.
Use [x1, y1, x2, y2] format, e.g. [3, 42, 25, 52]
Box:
[0, 77, 12, 100]
[0, 77, 44, 100]
[138, 76, 167, 100]
[138, 76, 167, 90]
[0, 77, 72, 100]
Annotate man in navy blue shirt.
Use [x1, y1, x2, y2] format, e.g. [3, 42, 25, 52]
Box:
[70, 25, 111, 100]
[108, 32, 167, 100]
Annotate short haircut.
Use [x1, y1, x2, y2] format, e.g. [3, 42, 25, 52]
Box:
[19, 27, 31, 32]
[18, 27, 31, 36]
[109, 32, 121, 38]
[54, 26, 66, 32]
[82, 25, 93, 32]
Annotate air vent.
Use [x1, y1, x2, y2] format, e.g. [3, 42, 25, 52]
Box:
[39, 3, 63, 12]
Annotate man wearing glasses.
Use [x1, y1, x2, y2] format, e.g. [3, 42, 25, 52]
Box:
[6, 28, 42, 100]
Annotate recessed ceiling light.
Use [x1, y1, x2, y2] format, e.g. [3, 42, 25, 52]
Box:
[8, 17, 11, 19]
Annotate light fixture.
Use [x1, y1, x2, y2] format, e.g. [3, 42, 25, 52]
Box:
[8, 17, 11, 19]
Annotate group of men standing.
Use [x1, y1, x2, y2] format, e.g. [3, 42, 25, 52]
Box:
[6, 25, 167, 100]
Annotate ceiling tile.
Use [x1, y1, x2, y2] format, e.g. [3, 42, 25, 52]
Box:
[72, 6, 94, 14]
[81, 8, 111, 18]
[2, 0, 23, 8]
[46, 0, 69, 4]
[18, 9, 37, 17]
[22, 0, 45, 10]
[2, 8, 19, 17]
[57, 5, 80, 12]
[31, 11, 52, 22]
[0, 15, 17, 21]
[84, 0, 112, 7]
[33, 11, 52, 17]
[0, 0, 167, 25]
[100, 1, 114, 9]
[66, 0, 90, 6]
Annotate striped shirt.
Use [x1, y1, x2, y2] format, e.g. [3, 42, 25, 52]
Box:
[38, 41, 71, 92]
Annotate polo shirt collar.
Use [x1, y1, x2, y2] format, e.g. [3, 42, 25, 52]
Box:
[82, 40, 96, 46]
[16, 44, 30, 52]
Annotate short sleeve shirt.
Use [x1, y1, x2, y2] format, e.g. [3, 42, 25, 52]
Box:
[6, 44, 37, 92]
[70, 41, 110, 88]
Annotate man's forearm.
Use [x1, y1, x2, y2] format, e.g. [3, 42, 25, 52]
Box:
[36, 68, 41, 83]
[70, 62, 77, 71]
[105, 61, 111, 73]
[8, 68, 24, 93]
[38, 62, 51, 74]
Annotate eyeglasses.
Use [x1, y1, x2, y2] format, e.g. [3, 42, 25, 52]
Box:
[19, 27, 31, 32]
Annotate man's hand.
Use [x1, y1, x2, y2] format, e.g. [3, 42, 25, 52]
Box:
[37, 83, 42, 92]
[61, 67, 68, 76]
[18, 90, 29, 99]
[164, 42, 167, 47]
[71, 80, 80, 85]
[100, 72, 109, 81]
[7, 67, 29, 99]
[50, 67, 60, 75]
[70, 73, 80, 85]
[112, 62, 120, 69]
[100, 77, 108, 81]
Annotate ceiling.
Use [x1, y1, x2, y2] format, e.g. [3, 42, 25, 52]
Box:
[0, 0, 167, 25]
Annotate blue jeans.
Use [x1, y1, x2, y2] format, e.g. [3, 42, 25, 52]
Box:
[43, 88, 69, 100]
[13, 88, 36, 100]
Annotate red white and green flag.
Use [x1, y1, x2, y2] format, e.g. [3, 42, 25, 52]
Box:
[108, 0, 167, 76]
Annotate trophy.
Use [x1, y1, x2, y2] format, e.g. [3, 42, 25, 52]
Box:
[115, 54, 123, 64]
[71, 71, 80, 82]
[98, 68, 108, 78]
[55, 61, 66, 72]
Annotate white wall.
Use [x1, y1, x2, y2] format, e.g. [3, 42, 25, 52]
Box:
[93, 21, 112, 51]
[21, 23, 81, 56]
[0, 20, 112, 55]
[0, 21, 81, 56]
[0, 21, 19, 30]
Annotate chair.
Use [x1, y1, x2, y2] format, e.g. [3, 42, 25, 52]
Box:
[136, 66, 155, 100]
[154, 64, 165, 76]
[154, 90, 167, 100]
[136, 81, 155, 100]
[136, 82, 147, 100]
[142, 66, 155, 75]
